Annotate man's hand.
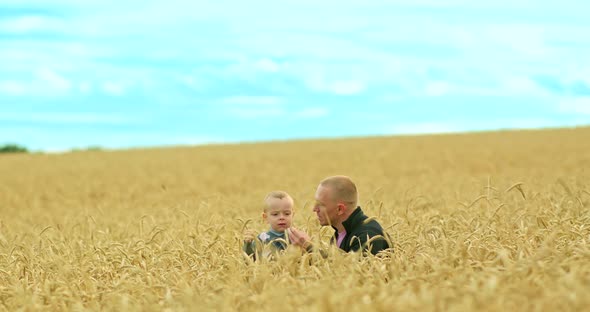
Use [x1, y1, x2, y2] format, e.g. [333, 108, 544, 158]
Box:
[243, 229, 257, 243]
[287, 227, 311, 250]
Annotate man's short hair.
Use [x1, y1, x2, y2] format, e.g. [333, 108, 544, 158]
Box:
[320, 175, 358, 208]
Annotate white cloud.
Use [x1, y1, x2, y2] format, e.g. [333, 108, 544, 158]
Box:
[302, 70, 367, 95]
[2, 0, 590, 150]
[227, 107, 286, 119]
[498, 117, 563, 129]
[221, 95, 283, 106]
[164, 135, 226, 146]
[377, 92, 404, 103]
[0, 112, 137, 125]
[558, 97, 590, 115]
[78, 82, 92, 93]
[219, 96, 286, 118]
[0, 124, 225, 151]
[385, 122, 463, 135]
[424, 81, 450, 96]
[102, 81, 126, 96]
[419, 77, 550, 98]
[384, 117, 579, 136]
[501, 76, 550, 97]
[255, 58, 280, 73]
[329, 80, 366, 95]
[0, 15, 63, 33]
[107, 133, 226, 149]
[0, 68, 72, 96]
[178, 75, 206, 91]
[2, 0, 587, 103]
[295, 107, 329, 118]
[0, 81, 27, 96]
[36, 68, 71, 92]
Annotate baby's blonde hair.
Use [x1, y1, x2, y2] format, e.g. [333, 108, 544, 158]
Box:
[263, 190, 294, 211]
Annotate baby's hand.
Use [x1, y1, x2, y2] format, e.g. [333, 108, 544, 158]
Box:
[243, 229, 257, 243]
[287, 227, 311, 249]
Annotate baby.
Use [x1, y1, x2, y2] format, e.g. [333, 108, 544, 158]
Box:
[243, 190, 294, 260]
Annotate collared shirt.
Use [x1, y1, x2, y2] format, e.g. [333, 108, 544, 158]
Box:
[336, 230, 347, 247]
[243, 228, 288, 260]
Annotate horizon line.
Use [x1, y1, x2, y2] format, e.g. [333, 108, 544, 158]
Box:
[5, 123, 588, 154]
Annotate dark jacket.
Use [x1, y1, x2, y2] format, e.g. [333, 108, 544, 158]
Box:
[331, 207, 390, 255]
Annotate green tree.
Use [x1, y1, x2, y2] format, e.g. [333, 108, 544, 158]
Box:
[0, 144, 29, 153]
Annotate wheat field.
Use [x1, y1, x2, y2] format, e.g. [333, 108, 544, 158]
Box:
[1, 127, 589, 311]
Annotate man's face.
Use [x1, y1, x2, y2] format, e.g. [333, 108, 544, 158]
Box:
[263, 197, 293, 232]
[312, 185, 340, 226]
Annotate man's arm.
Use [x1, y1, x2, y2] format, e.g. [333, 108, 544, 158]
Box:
[287, 227, 313, 251]
[287, 227, 332, 258]
[347, 231, 390, 255]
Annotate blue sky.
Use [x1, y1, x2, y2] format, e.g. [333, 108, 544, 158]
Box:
[1, 0, 589, 151]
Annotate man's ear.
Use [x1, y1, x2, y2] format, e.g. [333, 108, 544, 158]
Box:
[337, 203, 346, 215]
[262, 212, 267, 221]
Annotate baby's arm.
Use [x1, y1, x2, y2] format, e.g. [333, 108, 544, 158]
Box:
[242, 229, 258, 259]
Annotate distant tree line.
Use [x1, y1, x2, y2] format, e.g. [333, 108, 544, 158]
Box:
[0, 143, 106, 154]
[0, 144, 28, 154]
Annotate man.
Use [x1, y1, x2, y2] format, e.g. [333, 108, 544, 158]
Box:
[287, 175, 390, 255]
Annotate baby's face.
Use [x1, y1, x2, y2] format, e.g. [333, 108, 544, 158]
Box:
[263, 197, 293, 232]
